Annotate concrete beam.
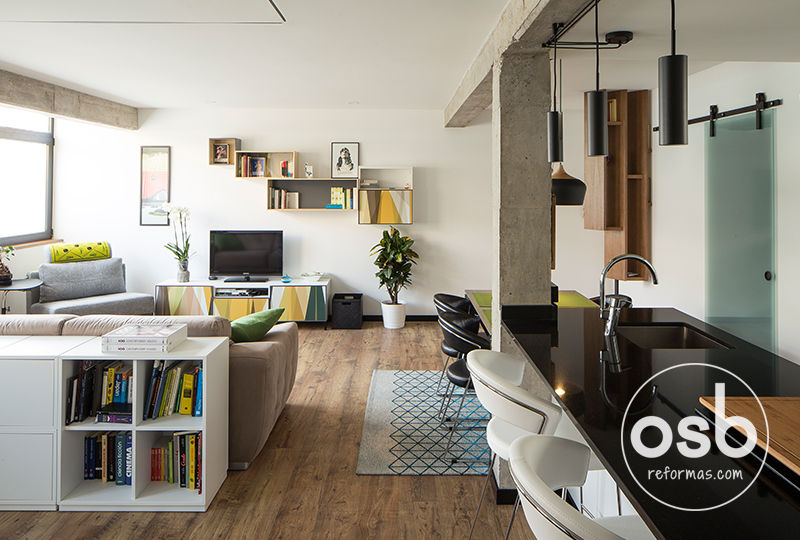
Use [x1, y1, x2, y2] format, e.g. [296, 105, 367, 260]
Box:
[444, 0, 587, 128]
[0, 70, 138, 130]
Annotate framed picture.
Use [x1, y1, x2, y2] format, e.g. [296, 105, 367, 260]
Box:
[212, 143, 229, 164]
[331, 142, 359, 178]
[250, 157, 266, 177]
[140, 146, 170, 226]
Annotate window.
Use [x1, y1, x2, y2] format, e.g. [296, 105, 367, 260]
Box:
[0, 105, 54, 245]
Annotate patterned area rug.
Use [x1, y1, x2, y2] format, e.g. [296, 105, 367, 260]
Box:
[356, 370, 490, 475]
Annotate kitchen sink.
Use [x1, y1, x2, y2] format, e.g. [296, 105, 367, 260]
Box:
[616, 323, 731, 350]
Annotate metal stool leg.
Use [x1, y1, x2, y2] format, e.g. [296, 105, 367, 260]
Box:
[443, 382, 469, 459]
[468, 453, 496, 540]
[504, 495, 520, 540]
[436, 354, 454, 396]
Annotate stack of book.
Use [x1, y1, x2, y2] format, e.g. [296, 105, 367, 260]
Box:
[65, 361, 133, 425]
[143, 360, 203, 421]
[326, 187, 354, 209]
[269, 187, 299, 209]
[102, 324, 188, 353]
[83, 432, 132, 485]
[151, 431, 202, 493]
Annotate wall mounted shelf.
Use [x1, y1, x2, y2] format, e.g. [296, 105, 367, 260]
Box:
[584, 89, 652, 281]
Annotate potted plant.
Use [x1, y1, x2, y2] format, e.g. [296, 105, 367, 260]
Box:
[0, 246, 14, 285]
[160, 203, 192, 282]
[370, 227, 419, 329]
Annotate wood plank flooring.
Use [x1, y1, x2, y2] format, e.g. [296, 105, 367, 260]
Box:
[0, 322, 533, 539]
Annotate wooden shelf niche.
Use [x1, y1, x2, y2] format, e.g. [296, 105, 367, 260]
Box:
[584, 89, 652, 281]
[357, 167, 413, 224]
[235, 151, 296, 179]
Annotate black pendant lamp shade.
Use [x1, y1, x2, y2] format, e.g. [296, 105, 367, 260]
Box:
[586, 89, 608, 156]
[552, 164, 586, 205]
[658, 0, 688, 145]
[547, 110, 563, 163]
[587, 0, 608, 156]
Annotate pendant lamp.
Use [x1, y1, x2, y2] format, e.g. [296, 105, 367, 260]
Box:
[547, 30, 563, 163]
[587, 0, 607, 156]
[658, 0, 688, 145]
[552, 163, 586, 205]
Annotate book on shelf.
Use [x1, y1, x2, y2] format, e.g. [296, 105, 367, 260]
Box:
[89, 433, 132, 484]
[101, 323, 188, 352]
[151, 431, 201, 492]
[66, 360, 132, 425]
[179, 372, 195, 415]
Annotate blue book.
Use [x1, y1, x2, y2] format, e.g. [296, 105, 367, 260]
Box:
[84, 436, 89, 479]
[120, 377, 128, 405]
[113, 372, 123, 403]
[125, 432, 133, 485]
[87, 435, 96, 479]
[193, 368, 203, 417]
[325, 204, 343, 209]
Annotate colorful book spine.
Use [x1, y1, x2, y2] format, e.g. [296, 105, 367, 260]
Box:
[97, 413, 133, 424]
[193, 368, 203, 417]
[167, 440, 174, 484]
[179, 435, 186, 488]
[180, 373, 195, 415]
[101, 434, 108, 483]
[197, 432, 202, 494]
[188, 434, 196, 489]
[125, 432, 133, 485]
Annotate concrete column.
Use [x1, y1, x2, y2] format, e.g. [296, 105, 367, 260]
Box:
[491, 52, 552, 346]
[490, 51, 553, 493]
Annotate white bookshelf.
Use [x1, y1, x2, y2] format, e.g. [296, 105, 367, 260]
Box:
[57, 337, 228, 512]
[0, 336, 94, 511]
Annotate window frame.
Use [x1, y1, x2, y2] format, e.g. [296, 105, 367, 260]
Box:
[0, 117, 54, 245]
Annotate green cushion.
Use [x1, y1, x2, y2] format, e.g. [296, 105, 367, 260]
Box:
[230, 308, 285, 343]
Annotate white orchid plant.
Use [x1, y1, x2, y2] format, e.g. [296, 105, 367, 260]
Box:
[160, 203, 192, 265]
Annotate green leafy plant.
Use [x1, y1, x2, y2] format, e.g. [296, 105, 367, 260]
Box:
[370, 227, 419, 305]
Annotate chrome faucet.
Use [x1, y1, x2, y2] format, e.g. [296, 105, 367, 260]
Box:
[599, 254, 658, 337]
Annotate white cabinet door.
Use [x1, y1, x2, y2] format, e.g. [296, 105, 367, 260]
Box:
[0, 360, 54, 427]
[0, 433, 54, 503]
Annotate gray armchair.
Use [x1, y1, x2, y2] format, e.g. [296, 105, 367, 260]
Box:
[27, 256, 153, 315]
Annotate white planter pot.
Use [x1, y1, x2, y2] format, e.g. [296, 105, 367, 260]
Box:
[381, 301, 406, 329]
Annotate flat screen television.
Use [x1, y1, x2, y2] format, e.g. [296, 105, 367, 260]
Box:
[209, 230, 283, 282]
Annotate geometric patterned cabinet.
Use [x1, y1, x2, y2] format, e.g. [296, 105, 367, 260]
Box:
[155, 278, 330, 323]
[271, 285, 327, 322]
[154, 286, 213, 316]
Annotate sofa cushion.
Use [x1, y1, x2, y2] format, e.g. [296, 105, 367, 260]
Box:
[30, 292, 153, 315]
[230, 308, 285, 343]
[62, 314, 231, 337]
[0, 314, 77, 335]
[39, 258, 125, 302]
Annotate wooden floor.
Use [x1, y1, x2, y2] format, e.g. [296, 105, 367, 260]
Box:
[0, 322, 533, 539]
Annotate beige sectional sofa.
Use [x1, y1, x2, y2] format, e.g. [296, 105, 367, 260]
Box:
[0, 314, 297, 470]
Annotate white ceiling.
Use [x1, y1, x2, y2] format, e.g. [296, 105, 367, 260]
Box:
[554, 0, 800, 107]
[2, 1, 799, 112]
[0, 0, 507, 109]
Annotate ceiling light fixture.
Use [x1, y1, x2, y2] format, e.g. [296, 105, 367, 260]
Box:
[547, 24, 564, 163]
[550, 57, 586, 206]
[586, 0, 608, 156]
[658, 0, 688, 145]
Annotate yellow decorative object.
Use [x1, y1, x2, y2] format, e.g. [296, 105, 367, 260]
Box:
[50, 241, 111, 263]
[166, 286, 213, 315]
[214, 298, 268, 320]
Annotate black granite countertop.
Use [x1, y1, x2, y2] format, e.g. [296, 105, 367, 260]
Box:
[503, 306, 800, 539]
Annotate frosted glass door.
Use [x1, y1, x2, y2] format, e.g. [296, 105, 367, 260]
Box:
[705, 110, 775, 351]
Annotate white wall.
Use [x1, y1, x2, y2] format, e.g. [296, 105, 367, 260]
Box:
[7, 108, 493, 316]
[552, 61, 800, 362]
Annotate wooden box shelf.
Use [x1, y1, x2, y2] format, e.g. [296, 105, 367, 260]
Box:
[235, 151, 296, 179]
[584, 89, 652, 281]
[208, 138, 241, 165]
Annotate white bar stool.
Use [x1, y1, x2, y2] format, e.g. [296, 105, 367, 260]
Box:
[465, 349, 563, 540]
[509, 435, 656, 540]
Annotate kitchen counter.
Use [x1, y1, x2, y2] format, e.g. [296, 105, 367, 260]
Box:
[503, 306, 800, 539]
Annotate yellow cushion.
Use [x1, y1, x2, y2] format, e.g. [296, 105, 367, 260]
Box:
[50, 242, 111, 263]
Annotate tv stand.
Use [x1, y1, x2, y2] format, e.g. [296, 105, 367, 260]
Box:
[224, 274, 267, 283]
[155, 277, 331, 323]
